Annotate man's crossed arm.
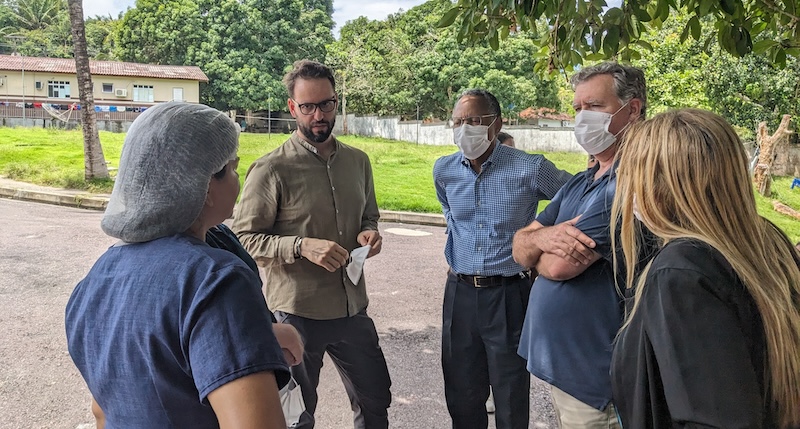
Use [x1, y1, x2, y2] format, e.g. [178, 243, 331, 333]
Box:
[512, 216, 600, 281]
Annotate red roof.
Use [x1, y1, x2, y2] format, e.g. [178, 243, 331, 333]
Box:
[0, 55, 208, 82]
[519, 107, 573, 121]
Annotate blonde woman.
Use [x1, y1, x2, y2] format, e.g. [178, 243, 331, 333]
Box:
[610, 109, 800, 428]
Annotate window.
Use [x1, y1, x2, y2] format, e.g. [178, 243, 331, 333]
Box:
[133, 85, 154, 102]
[172, 87, 184, 101]
[102, 83, 113, 93]
[47, 81, 70, 98]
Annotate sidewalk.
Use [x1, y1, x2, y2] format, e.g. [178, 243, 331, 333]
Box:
[0, 177, 446, 227]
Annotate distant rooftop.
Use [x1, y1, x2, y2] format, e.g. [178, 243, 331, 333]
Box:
[0, 55, 208, 82]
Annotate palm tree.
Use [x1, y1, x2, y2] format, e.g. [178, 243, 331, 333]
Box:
[10, 0, 63, 31]
[67, 0, 108, 180]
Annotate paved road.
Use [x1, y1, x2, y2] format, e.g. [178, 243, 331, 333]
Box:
[0, 198, 557, 428]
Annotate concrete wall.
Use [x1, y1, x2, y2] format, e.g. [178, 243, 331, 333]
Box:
[336, 114, 800, 175]
[334, 114, 584, 153]
[742, 142, 800, 177]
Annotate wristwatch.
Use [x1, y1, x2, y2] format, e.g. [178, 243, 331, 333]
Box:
[294, 237, 303, 258]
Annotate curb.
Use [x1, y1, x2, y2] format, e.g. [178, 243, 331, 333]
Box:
[0, 185, 446, 227]
[0, 186, 108, 210]
[378, 210, 446, 227]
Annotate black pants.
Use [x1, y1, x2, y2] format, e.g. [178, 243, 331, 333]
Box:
[442, 271, 533, 429]
[275, 310, 392, 429]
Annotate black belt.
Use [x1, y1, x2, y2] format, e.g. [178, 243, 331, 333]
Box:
[452, 271, 530, 288]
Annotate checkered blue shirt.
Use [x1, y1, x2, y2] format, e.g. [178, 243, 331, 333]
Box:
[433, 143, 572, 276]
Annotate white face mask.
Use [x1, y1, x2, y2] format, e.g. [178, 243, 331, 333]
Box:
[573, 102, 630, 155]
[453, 122, 494, 159]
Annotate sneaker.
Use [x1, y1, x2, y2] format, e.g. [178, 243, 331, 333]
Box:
[486, 389, 495, 414]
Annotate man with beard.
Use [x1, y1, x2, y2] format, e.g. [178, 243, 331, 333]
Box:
[233, 59, 391, 429]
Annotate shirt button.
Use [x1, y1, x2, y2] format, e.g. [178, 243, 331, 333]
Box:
[336, 209, 339, 213]
[476, 270, 481, 274]
[477, 247, 482, 251]
[332, 186, 335, 191]
[478, 224, 482, 228]
[339, 231, 343, 235]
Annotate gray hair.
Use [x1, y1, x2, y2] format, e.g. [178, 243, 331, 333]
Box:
[570, 62, 648, 117]
[456, 89, 501, 117]
[102, 102, 239, 243]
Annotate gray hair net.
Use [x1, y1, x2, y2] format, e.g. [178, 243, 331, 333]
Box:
[101, 102, 239, 243]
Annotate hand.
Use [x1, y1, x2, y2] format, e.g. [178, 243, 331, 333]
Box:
[300, 238, 349, 272]
[533, 216, 596, 266]
[357, 230, 382, 258]
[272, 323, 304, 366]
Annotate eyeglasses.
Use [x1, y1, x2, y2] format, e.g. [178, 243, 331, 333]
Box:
[292, 98, 337, 115]
[449, 114, 496, 127]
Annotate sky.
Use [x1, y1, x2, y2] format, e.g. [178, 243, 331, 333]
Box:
[82, 0, 428, 35]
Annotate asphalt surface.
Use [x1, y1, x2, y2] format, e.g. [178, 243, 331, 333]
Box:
[0, 197, 557, 428]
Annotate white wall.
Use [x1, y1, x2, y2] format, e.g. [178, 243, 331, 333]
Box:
[334, 114, 584, 153]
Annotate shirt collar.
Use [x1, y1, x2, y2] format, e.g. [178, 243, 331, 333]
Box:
[291, 132, 338, 156]
[585, 159, 619, 184]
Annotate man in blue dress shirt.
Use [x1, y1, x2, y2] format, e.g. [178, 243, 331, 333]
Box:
[433, 89, 571, 429]
[512, 62, 647, 429]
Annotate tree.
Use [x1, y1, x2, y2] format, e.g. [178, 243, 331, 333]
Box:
[67, 0, 109, 180]
[9, 0, 63, 30]
[705, 53, 799, 133]
[84, 16, 119, 60]
[327, 0, 560, 120]
[437, 0, 800, 73]
[114, 0, 333, 111]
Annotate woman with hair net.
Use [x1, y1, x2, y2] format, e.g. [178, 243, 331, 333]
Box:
[65, 102, 290, 428]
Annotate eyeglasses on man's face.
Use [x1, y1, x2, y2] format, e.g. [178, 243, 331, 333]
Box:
[449, 114, 497, 127]
[293, 98, 337, 115]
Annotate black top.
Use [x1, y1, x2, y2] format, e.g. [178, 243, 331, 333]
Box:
[206, 224, 276, 323]
[611, 239, 777, 428]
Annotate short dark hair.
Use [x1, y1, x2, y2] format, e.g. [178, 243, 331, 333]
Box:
[456, 89, 501, 117]
[497, 132, 513, 144]
[283, 60, 336, 98]
[570, 62, 648, 117]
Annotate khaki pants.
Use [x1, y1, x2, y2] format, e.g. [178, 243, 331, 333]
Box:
[550, 385, 621, 429]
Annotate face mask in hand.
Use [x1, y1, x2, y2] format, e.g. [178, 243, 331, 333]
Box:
[573, 102, 630, 155]
[453, 122, 493, 159]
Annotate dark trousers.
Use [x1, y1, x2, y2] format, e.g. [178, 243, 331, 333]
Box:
[442, 271, 533, 429]
[275, 310, 392, 429]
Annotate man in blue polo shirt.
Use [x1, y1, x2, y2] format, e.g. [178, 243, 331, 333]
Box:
[434, 89, 571, 429]
[512, 63, 647, 429]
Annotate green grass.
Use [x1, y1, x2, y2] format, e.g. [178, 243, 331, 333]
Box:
[1, 126, 798, 242]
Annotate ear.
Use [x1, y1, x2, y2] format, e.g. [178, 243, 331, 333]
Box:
[490, 118, 503, 141]
[627, 99, 643, 122]
[287, 98, 298, 118]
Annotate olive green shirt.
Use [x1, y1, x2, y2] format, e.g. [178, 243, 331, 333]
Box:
[232, 133, 379, 320]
